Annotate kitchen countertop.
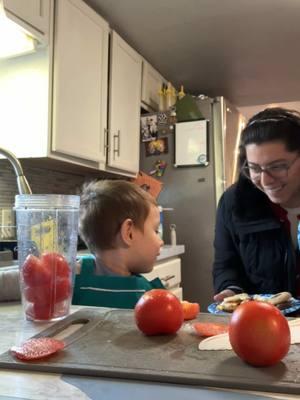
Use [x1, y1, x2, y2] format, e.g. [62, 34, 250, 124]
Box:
[0, 302, 298, 400]
[78, 244, 185, 262]
[156, 244, 185, 261]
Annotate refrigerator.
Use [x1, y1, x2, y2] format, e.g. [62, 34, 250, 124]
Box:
[140, 96, 245, 309]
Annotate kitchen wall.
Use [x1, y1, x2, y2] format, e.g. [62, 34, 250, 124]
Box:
[0, 159, 114, 211]
[239, 101, 300, 120]
[0, 161, 84, 209]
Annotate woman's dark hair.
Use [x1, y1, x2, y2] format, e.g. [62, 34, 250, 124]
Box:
[238, 107, 300, 168]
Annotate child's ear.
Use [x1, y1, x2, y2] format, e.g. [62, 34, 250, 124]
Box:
[120, 218, 134, 245]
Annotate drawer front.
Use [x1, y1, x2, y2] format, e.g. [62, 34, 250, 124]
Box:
[142, 257, 181, 289]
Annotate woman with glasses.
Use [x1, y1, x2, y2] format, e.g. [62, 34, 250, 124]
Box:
[213, 107, 300, 302]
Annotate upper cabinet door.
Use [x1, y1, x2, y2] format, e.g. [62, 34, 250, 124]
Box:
[51, 0, 109, 166]
[141, 60, 166, 111]
[3, 0, 51, 39]
[108, 31, 142, 175]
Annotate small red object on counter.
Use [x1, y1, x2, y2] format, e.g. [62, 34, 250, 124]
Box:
[193, 322, 229, 337]
[11, 337, 65, 361]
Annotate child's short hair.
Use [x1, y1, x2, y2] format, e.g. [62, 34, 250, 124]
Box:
[79, 180, 157, 252]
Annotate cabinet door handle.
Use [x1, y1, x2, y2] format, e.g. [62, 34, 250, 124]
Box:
[113, 130, 120, 159]
[161, 274, 175, 288]
[103, 128, 108, 153]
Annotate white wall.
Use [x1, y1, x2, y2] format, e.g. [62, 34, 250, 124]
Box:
[238, 101, 300, 121]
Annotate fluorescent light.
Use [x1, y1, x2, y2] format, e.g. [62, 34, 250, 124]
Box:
[0, 2, 36, 59]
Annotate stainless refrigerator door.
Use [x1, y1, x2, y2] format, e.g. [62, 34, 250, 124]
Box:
[140, 97, 217, 308]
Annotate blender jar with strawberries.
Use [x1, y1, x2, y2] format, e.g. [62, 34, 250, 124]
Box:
[15, 194, 80, 321]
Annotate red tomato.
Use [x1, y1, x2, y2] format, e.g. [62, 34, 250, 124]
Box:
[134, 289, 184, 335]
[24, 277, 71, 305]
[181, 301, 200, 320]
[22, 254, 52, 287]
[26, 302, 54, 320]
[229, 301, 291, 367]
[24, 284, 51, 305]
[54, 278, 72, 302]
[193, 322, 228, 337]
[41, 252, 70, 278]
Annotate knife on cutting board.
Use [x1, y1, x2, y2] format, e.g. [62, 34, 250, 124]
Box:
[199, 318, 300, 350]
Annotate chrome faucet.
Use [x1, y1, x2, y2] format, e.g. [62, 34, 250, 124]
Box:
[0, 147, 32, 194]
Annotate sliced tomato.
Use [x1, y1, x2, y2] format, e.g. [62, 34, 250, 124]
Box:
[41, 252, 70, 278]
[181, 301, 200, 320]
[54, 278, 72, 302]
[193, 322, 229, 337]
[26, 302, 54, 320]
[11, 337, 65, 360]
[22, 254, 52, 287]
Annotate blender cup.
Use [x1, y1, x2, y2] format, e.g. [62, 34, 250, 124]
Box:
[15, 194, 80, 322]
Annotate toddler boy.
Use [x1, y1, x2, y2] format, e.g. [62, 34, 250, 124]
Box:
[73, 179, 165, 308]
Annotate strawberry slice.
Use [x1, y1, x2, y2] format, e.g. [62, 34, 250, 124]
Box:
[193, 322, 229, 337]
[11, 337, 65, 361]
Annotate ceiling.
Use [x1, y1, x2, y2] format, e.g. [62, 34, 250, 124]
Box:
[84, 0, 300, 107]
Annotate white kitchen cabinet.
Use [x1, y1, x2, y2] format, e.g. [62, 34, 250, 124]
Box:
[142, 257, 183, 300]
[107, 31, 142, 175]
[141, 60, 166, 112]
[51, 0, 109, 168]
[3, 0, 51, 42]
[0, 0, 143, 176]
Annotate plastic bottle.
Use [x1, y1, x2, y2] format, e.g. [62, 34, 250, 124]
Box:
[170, 224, 177, 246]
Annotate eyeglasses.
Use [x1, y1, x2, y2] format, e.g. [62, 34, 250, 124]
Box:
[241, 155, 299, 182]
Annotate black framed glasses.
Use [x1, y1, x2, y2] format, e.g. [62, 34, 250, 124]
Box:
[241, 155, 299, 182]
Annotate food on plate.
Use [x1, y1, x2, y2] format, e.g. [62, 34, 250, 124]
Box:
[134, 289, 184, 335]
[216, 291, 294, 313]
[253, 291, 292, 309]
[11, 337, 65, 361]
[193, 322, 229, 337]
[216, 293, 250, 312]
[181, 300, 200, 320]
[229, 300, 291, 367]
[21, 252, 71, 320]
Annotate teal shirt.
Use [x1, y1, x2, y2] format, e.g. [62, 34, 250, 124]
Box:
[72, 255, 165, 309]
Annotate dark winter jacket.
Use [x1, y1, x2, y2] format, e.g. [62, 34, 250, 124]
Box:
[213, 176, 298, 296]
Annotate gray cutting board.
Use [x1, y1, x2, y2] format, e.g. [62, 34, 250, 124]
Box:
[0, 308, 300, 395]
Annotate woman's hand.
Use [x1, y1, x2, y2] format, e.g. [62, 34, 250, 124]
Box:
[213, 289, 236, 303]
